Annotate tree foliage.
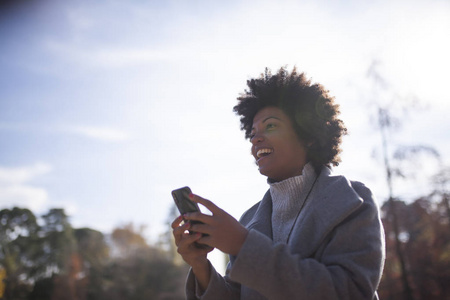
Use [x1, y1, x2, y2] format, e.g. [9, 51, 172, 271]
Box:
[0, 208, 187, 300]
[366, 60, 446, 299]
[378, 195, 450, 299]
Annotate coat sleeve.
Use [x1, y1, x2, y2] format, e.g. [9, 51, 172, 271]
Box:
[185, 260, 241, 300]
[228, 183, 385, 300]
[184, 201, 263, 300]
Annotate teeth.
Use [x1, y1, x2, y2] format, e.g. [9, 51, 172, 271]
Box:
[257, 149, 273, 158]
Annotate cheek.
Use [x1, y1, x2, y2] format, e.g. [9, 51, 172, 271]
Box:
[250, 145, 256, 157]
[284, 141, 307, 159]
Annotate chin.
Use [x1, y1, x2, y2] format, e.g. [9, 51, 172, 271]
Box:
[258, 169, 269, 178]
[258, 168, 275, 180]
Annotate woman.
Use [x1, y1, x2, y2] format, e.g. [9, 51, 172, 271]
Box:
[172, 67, 385, 299]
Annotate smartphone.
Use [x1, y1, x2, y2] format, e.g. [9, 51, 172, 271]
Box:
[171, 186, 209, 249]
[171, 186, 200, 216]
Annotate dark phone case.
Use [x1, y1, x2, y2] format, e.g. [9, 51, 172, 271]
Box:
[171, 186, 200, 215]
[171, 186, 209, 249]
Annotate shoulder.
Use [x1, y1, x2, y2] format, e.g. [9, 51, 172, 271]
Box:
[312, 167, 380, 226]
[349, 180, 376, 203]
[317, 167, 376, 204]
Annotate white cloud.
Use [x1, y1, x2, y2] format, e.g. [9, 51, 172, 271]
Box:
[0, 163, 82, 217]
[0, 163, 52, 185]
[43, 40, 171, 69]
[0, 163, 52, 212]
[0, 122, 130, 143]
[68, 126, 130, 142]
[0, 185, 49, 212]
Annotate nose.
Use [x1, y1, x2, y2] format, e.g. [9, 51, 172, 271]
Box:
[250, 133, 264, 145]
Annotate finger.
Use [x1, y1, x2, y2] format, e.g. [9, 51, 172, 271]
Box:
[205, 246, 215, 253]
[191, 194, 223, 215]
[195, 241, 215, 253]
[191, 233, 214, 251]
[197, 234, 214, 248]
[183, 212, 214, 224]
[172, 222, 190, 243]
[177, 232, 204, 250]
[173, 221, 189, 235]
[171, 215, 184, 229]
[189, 223, 212, 235]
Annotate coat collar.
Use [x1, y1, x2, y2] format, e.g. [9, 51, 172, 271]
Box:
[245, 189, 273, 238]
[290, 168, 363, 256]
[243, 167, 363, 256]
[244, 167, 318, 240]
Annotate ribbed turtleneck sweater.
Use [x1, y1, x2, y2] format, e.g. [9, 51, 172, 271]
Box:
[269, 163, 316, 243]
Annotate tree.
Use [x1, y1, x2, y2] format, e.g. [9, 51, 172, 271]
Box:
[431, 166, 450, 231]
[366, 61, 440, 299]
[30, 209, 83, 300]
[379, 197, 450, 299]
[158, 205, 183, 264]
[0, 207, 40, 299]
[105, 223, 188, 300]
[39, 209, 77, 274]
[73, 228, 109, 300]
[111, 223, 148, 258]
[0, 208, 189, 299]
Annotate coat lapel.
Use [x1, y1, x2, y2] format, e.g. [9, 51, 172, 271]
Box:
[239, 168, 364, 259]
[289, 168, 363, 257]
[245, 190, 273, 239]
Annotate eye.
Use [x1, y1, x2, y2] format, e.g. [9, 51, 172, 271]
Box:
[266, 123, 276, 130]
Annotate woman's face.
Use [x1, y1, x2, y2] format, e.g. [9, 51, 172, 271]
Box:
[250, 106, 308, 182]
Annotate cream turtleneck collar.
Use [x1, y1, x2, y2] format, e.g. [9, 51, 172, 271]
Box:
[269, 162, 316, 243]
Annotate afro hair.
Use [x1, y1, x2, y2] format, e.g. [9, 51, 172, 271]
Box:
[233, 66, 347, 169]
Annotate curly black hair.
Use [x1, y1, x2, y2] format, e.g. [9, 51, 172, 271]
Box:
[233, 66, 347, 169]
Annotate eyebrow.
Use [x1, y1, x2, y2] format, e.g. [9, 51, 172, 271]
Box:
[262, 116, 281, 123]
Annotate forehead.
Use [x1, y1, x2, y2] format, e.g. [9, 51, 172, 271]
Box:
[252, 106, 288, 126]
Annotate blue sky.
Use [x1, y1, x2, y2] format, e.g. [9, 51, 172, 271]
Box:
[1, 0, 450, 271]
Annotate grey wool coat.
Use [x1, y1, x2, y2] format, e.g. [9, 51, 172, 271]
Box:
[186, 167, 385, 300]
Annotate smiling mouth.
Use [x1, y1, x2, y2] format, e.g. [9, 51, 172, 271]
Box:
[256, 148, 273, 158]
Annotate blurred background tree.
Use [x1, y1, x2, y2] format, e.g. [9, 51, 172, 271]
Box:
[0, 208, 188, 300]
[379, 194, 450, 299]
[367, 61, 449, 299]
[0, 207, 40, 299]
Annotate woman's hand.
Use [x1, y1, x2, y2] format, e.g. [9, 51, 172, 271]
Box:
[171, 215, 213, 266]
[183, 194, 249, 256]
[171, 215, 214, 291]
